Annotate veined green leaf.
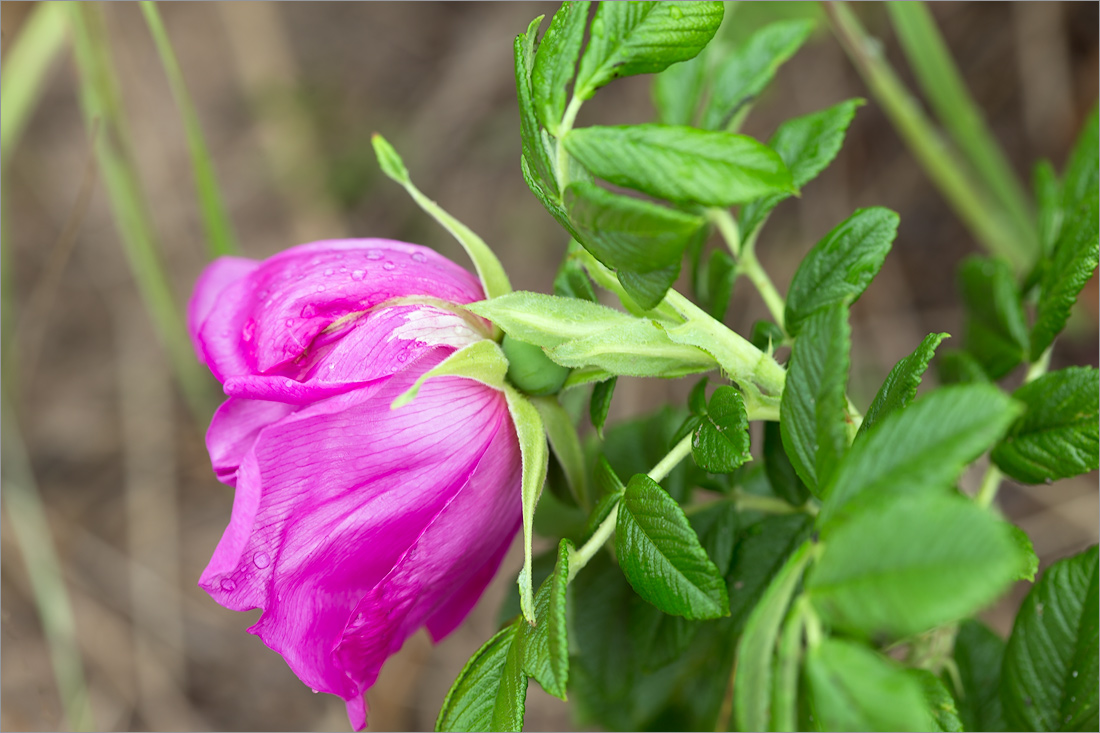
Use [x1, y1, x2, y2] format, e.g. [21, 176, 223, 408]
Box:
[652, 48, 707, 126]
[467, 291, 635, 350]
[805, 638, 935, 731]
[616, 474, 729, 619]
[806, 494, 1020, 639]
[992, 367, 1100, 484]
[785, 207, 898, 336]
[532, 2, 590, 135]
[911, 669, 964, 733]
[959, 256, 1030, 379]
[1059, 104, 1098, 222]
[741, 98, 863, 238]
[589, 376, 616, 438]
[436, 625, 520, 732]
[574, 1, 724, 100]
[858, 332, 949, 437]
[780, 303, 851, 494]
[491, 625, 529, 732]
[691, 386, 751, 473]
[701, 18, 815, 130]
[618, 262, 682, 311]
[564, 124, 793, 207]
[820, 384, 1021, 526]
[728, 513, 815, 632]
[522, 539, 573, 700]
[1001, 545, 1098, 732]
[515, 15, 557, 196]
[764, 421, 811, 506]
[951, 619, 1007, 733]
[565, 180, 705, 272]
[504, 387, 549, 625]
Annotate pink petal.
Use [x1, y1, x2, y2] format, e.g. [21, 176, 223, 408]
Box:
[191, 240, 484, 382]
[188, 256, 259, 366]
[206, 397, 298, 486]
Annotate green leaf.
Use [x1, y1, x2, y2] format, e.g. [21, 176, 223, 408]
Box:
[858, 332, 949, 437]
[491, 626, 529, 732]
[547, 318, 716, 378]
[772, 600, 806, 733]
[699, 248, 736, 320]
[701, 19, 815, 130]
[617, 261, 682, 311]
[1030, 183, 1100, 360]
[764, 421, 810, 506]
[819, 384, 1022, 526]
[751, 319, 786, 351]
[1010, 524, 1040, 582]
[553, 247, 598, 302]
[806, 494, 1020, 639]
[589, 376, 616, 438]
[733, 540, 815, 731]
[436, 625, 521, 732]
[741, 98, 863, 238]
[937, 348, 990, 385]
[503, 387, 549, 625]
[565, 124, 793, 207]
[1034, 159, 1064, 259]
[911, 669, 965, 732]
[805, 638, 935, 731]
[616, 473, 729, 619]
[992, 367, 1100, 484]
[532, 2, 590, 135]
[691, 386, 751, 473]
[391, 339, 508, 410]
[780, 303, 851, 495]
[515, 15, 557, 195]
[466, 291, 635, 350]
[951, 619, 1007, 733]
[627, 598, 699, 673]
[652, 49, 707, 126]
[785, 207, 898, 336]
[372, 134, 512, 300]
[958, 256, 1030, 379]
[565, 180, 705, 272]
[1002, 545, 1099, 732]
[600, 405, 698, 503]
[1060, 104, 1098, 222]
[522, 539, 572, 700]
[690, 498, 739, 576]
[532, 397, 587, 508]
[688, 376, 709, 415]
[574, 1, 725, 100]
[728, 514, 815, 631]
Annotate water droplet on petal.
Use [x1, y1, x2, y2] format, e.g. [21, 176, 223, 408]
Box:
[324, 268, 335, 276]
[254, 552, 271, 569]
[300, 304, 317, 318]
[285, 319, 295, 328]
[397, 352, 409, 362]
[242, 319, 257, 342]
[339, 266, 347, 273]
[382, 261, 396, 271]
[366, 250, 383, 260]
[316, 284, 326, 292]
[220, 578, 236, 592]
[351, 269, 366, 281]
[311, 689, 319, 694]
[411, 252, 427, 263]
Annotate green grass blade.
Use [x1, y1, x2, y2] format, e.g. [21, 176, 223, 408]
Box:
[69, 3, 215, 422]
[1, 1, 69, 167]
[139, 1, 239, 258]
[887, 2, 1035, 246]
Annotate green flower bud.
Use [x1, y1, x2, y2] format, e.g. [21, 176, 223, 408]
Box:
[501, 334, 571, 396]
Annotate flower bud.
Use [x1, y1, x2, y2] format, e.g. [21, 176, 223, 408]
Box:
[501, 333, 571, 396]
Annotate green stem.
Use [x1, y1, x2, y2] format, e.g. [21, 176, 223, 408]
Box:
[975, 462, 1004, 509]
[555, 94, 585, 195]
[825, 2, 1033, 274]
[710, 208, 788, 333]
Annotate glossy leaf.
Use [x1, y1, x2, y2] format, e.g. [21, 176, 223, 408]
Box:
[532, 2, 590, 135]
[436, 625, 520, 732]
[858, 332, 948, 437]
[522, 539, 572, 700]
[491, 626, 529, 732]
[992, 367, 1100, 484]
[617, 262, 682, 311]
[951, 619, 1007, 733]
[728, 513, 815, 632]
[589, 376, 616, 438]
[958, 256, 1030, 379]
[616, 474, 729, 619]
[911, 669, 964, 733]
[691, 386, 751, 473]
[764, 421, 810, 505]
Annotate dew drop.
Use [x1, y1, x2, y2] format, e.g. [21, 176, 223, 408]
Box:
[285, 319, 295, 328]
[351, 269, 366, 281]
[312, 688, 319, 694]
[1072, 670, 1079, 678]
[669, 4, 683, 18]
[316, 284, 327, 292]
[366, 250, 383, 260]
[324, 268, 335, 276]
[411, 251, 427, 263]
[220, 578, 236, 592]
[254, 552, 271, 569]
[339, 266, 347, 273]
[397, 352, 409, 363]
[301, 304, 317, 318]
[382, 261, 396, 271]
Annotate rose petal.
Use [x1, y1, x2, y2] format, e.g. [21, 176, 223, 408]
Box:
[188, 256, 259, 366]
[206, 397, 299, 486]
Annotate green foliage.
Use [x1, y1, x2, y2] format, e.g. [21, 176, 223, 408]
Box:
[958, 256, 1030, 379]
[950, 619, 1007, 732]
[588, 377, 616, 438]
[1001, 545, 1099, 732]
[532, 2, 590, 135]
[992, 367, 1100, 484]
[436, 625, 521, 732]
[690, 386, 752, 473]
[727, 513, 814, 632]
[522, 540, 573, 700]
[763, 421, 811, 505]
[911, 669, 964, 732]
[858, 332, 948, 436]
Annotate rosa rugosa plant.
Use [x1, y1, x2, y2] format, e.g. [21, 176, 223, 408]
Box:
[188, 239, 525, 729]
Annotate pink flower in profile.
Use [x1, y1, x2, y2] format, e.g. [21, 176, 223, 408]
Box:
[189, 239, 522, 730]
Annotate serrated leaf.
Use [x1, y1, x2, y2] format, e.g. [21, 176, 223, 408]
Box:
[522, 539, 572, 700]
[1002, 545, 1099, 732]
[617, 261, 682, 311]
[951, 619, 1007, 733]
[701, 18, 815, 130]
[565, 124, 793, 207]
[467, 291, 635, 350]
[491, 625, 529, 732]
[503, 387, 549, 625]
[515, 16, 557, 193]
[806, 494, 1020, 639]
[733, 540, 815, 731]
[805, 638, 935, 731]
[652, 48, 708, 126]
[780, 303, 851, 495]
[741, 98, 863, 238]
[764, 421, 810, 505]
[785, 207, 898, 336]
[691, 386, 751, 473]
[819, 384, 1021, 526]
[958, 256, 1030, 379]
[589, 376, 616, 437]
[1060, 104, 1098, 219]
[858, 332, 949, 437]
[574, 1, 724, 100]
[616, 473, 729, 619]
[565, 180, 705, 272]
[1010, 524, 1040, 582]
[547, 318, 716, 378]
[911, 669, 965, 732]
[532, 2, 590, 135]
[992, 367, 1100, 484]
[436, 625, 520, 732]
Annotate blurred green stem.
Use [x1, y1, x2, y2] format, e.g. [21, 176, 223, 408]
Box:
[139, 1, 240, 258]
[68, 3, 216, 423]
[886, 2, 1036, 243]
[711, 208, 788, 334]
[825, 2, 1034, 273]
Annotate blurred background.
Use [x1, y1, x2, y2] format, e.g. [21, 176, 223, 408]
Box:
[1, 2, 1096, 731]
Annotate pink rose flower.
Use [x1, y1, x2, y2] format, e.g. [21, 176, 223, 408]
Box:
[189, 239, 522, 730]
